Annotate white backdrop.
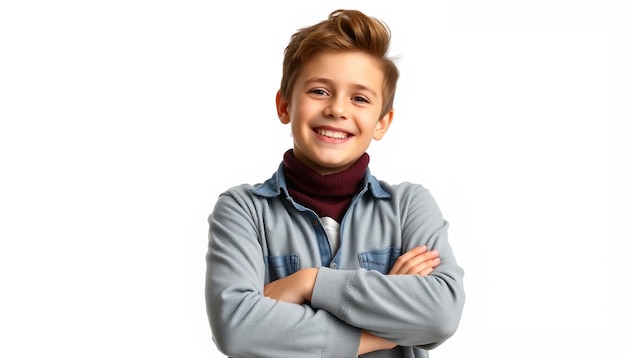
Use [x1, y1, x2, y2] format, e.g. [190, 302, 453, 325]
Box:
[1, 1, 624, 357]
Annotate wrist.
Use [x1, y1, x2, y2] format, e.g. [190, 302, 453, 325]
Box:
[358, 330, 396, 355]
[304, 268, 319, 302]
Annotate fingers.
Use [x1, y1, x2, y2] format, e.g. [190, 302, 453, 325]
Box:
[417, 266, 434, 277]
[396, 255, 440, 275]
[388, 246, 426, 274]
[389, 246, 440, 275]
[415, 257, 440, 276]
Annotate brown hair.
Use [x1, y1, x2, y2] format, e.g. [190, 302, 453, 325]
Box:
[279, 9, 399, 118]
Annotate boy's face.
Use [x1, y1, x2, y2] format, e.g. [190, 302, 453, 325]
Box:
[276, 51, 393, 175]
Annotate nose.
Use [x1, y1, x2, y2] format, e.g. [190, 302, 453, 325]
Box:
[324, 96, 348, 120]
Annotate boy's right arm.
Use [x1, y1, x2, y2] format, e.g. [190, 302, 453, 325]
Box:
[206, 191, 362, 358]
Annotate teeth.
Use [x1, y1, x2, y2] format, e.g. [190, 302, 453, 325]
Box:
[316, 129, 348, 139]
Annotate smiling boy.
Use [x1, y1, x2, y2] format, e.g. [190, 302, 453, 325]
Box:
[276, 50, 391, 175]
[206, 9, 465, 357]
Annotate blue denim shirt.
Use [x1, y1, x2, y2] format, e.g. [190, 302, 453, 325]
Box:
[206, 163, 465, 358]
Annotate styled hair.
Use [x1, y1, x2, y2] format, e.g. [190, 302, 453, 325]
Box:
[279, 9, 399, 118]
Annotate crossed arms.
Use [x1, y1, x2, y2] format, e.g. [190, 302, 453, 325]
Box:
[206, 184, 465, 357]
[264, 245, 441, 355]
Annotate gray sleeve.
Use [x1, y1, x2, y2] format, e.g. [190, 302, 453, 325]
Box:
[205, 189, 361, 358]
[310, 185, 465, 348]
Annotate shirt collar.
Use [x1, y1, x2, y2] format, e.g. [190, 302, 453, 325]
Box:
[251, 162, 391, 199]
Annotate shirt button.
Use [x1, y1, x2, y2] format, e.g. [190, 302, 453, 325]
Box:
[330, 263, 337, 269]
[312, 220, 319, 227]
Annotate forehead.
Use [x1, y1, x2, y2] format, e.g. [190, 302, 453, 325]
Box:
[297, 51, 385, 91]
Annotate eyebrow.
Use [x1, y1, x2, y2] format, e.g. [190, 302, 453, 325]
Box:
[304, 77, 379, 99]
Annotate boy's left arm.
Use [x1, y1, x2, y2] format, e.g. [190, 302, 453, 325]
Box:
[310, 186, 466, 349]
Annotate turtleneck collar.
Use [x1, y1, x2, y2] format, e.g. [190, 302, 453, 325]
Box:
[282, 149, 369, 221]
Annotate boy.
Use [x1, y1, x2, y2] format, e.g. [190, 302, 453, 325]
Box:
[206, 9, 465, 357]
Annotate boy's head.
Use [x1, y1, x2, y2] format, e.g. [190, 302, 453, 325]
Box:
[279, 9, 399, 119]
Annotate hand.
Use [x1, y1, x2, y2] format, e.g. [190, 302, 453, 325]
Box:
[264, 268, 319, 304]
[358, 330, 397, 355]
[389, 246, 440, 276]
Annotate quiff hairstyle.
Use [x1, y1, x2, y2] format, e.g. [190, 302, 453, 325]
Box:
[279, 9, 399, 119]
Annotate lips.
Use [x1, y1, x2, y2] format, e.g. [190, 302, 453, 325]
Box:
[315, 128, 350, 139]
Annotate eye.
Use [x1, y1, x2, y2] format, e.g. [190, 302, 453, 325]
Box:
[309, 88, 329, 96]
[352, 95, 370, 104]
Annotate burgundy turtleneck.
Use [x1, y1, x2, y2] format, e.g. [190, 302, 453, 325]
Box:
[283, 149, 369, 222]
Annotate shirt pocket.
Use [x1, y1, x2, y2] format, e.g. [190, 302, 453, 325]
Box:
[358, 248, 402, 274]
[264, 255, 300, 282]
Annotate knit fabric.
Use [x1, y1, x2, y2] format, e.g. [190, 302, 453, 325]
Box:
[282, 149, 369, 221]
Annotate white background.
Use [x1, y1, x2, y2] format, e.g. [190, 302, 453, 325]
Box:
[1, 1, 624, 357]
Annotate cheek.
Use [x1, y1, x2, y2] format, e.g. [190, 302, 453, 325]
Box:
[292, 101, 318, 120]
[359, 115, 382, 131]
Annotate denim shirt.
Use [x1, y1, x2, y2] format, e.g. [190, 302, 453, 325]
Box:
[206, 163, 465, 358]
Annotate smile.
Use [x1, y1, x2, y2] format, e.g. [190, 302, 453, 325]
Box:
[315, 128, 349, 139]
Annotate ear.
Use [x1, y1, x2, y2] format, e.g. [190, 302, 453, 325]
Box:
[373, 109, 394, 140]
[275, 90, 290, 124]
